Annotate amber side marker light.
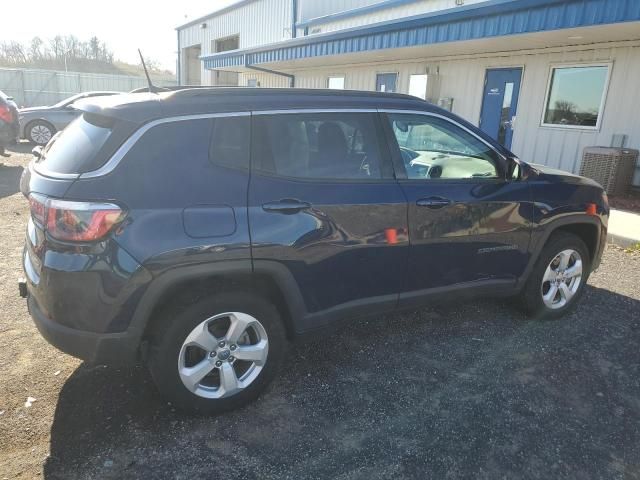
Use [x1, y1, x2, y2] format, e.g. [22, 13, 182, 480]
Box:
[586, 203, 597, 216]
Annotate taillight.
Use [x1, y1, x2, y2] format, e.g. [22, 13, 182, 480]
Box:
[0, 104, 12, 123]
[28, 194, 125, 242]
[29, 193, 47, 226]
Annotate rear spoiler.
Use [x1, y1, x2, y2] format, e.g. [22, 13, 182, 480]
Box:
[71, 92, 163, 124]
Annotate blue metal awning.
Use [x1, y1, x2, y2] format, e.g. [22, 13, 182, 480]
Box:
[202, 0, 640, 69]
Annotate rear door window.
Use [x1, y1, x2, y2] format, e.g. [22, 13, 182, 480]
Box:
[252, 112, 389, 180]
[209, 115, 250, 170]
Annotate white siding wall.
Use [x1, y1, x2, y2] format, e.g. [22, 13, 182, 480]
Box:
[239, 72, 290, 88]
[298, 0, 380, 22]
[178, 0, 293, 85]
[290, 42, 640, 177]
[304, 0, 489, 34]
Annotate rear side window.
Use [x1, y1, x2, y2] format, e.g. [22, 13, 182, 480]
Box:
[209, 115, 250, 170]
[120, 116, 250, 175]
[38, 116, 113, 174]
[252, 112, 386, 180]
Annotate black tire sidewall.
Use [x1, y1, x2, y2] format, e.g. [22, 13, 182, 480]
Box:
[149, 292, 287, 414]
[522, 233, 591, 319]
[27, 121, 54, 145]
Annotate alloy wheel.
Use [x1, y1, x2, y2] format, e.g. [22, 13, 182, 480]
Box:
[30, 124, 53, 145]
[177, 312, 269, 399]
[540, 249, 583, 310]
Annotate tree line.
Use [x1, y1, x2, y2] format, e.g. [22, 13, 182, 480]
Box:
[0, 35, 115, 68]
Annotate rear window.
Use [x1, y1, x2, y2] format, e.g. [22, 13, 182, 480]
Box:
[38, 115, 113, 175]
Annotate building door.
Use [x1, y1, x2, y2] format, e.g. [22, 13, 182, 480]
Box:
[479, 68, 522, 149]
[184, 45, 202, 85]
[376, 73, 398, 93]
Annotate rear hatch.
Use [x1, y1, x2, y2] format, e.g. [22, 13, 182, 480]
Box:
[20, 99, 152, 288]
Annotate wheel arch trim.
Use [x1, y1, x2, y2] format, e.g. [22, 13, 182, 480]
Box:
[127, 260, 308, 356]
[518, 214, 604, 289]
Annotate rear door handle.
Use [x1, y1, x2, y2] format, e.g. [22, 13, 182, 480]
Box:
[262, 199, 312, 214]
[416, 197, 452, 209]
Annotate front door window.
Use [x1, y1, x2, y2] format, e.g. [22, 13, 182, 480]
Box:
[387, 113, 502, 180]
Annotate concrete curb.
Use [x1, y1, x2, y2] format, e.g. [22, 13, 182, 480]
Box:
[608, 233, 639, 248]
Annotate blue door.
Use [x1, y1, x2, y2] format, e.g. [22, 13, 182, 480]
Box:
[479, 68, 522, 149]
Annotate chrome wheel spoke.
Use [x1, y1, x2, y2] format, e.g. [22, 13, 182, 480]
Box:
[543, 266, 558, 283]
[219, 362, 240, 395]
[184, 321, 217, 351]
[565, 259, 583, 279]
[559, 282, 573, 302]
[179, 358, 215, 392]
[543, 283, 559, 303]
[234, 340, 268, 365]
[225, 312, 255, 344]
[558, 250, 571, 270]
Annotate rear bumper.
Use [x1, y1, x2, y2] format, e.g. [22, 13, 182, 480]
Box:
[22, 222, 152, 364]
[28, 294, 140, 364]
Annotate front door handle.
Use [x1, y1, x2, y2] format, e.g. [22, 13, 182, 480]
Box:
[262, 199, 312, 214]
[416, 197, 452, 209]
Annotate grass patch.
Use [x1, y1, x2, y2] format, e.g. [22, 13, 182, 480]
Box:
[624, 242, 640, 254]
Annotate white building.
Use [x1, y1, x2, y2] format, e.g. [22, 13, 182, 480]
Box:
[177, 0, 640, 185]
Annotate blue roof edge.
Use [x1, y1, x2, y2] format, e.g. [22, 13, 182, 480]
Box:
[201, 0, 640, 69]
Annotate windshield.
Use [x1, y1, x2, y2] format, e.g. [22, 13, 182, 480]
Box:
[53, 93, 85, 108]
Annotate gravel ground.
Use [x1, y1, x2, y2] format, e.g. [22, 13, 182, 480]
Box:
[1, 144, 639, 479]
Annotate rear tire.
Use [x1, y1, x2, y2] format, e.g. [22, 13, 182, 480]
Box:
[519, 232, 590, 319]
[27, 120, 55, 146]
[148, 291, 287, 414]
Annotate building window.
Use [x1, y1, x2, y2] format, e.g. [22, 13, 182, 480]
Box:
[327, 76, 345, 89]
[408, 74, 428, 100]
[376, 73, 398, 93]
[542, 64, 610, 129]
[214, 35, 239, 53]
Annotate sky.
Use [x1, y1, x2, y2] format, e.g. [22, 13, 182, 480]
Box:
[2, 0, 239, 72]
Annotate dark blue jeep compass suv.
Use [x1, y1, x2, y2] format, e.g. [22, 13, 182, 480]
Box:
[19, 88, 609, 413]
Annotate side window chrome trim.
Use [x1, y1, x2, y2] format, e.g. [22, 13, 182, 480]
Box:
[377, 109, 506, 162]
[252, 109, 378, 115]
[79, 112, 251, 179]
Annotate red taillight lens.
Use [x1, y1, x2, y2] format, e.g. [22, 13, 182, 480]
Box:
[29, 193, 47, 226]
[28, 194, 125, 242]
[0, 104, 13, 123]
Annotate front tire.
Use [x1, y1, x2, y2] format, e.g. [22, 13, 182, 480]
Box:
[148, 292, 287, 414]
[520, 232, 590, 319]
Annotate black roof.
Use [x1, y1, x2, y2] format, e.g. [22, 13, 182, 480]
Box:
[75, 87, 437, 124]
[74, 87, 512, 157]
